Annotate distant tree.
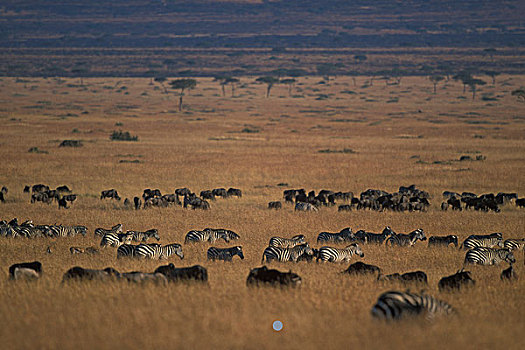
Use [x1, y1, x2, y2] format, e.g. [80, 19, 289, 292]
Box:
[154, 77, 168, 94]
[436, 63, 453, 81]
[256, 76, 279, 98]
[347, 70, 358, 86]
[71, 67, 88, 85]
[285, 68, 308, 78]
[145, 70, 158, 85]
[483, 48, 497, 62]
[390, 68, 403, 85]
[224, 77, 240, 97]
[280, 78, 297, 96]
[316, 63, 338, 81]
[483, 70, 500, 85]
[213, 75, 228, 96]
[466, 78, 486, 100]
[429, 75, 445, 94]
[453, 71, 473, 93]
[511, 89, 525, 101]
[270, 68, 288, 79]
[169, 78, 197, 111]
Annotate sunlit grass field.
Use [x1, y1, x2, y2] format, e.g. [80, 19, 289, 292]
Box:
[0, 75, 524, 349]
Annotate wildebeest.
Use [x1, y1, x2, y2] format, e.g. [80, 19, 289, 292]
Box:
[133, 196, 142, 210]
[227, 188, 242, 197]
[32, 184, 50, 193]
[0, 192, 4, 203]
[58, 197, 68, 209]
[70, 246, 99, 255]
[59, 140, 82, 147]
[200, 190, 215, 200]
[56, 185, 72, 193]
[500, 265, 518, 281]
[438, 269, 475, 291]
[62, 266, 120, 282]
[212, 188, 228, 198]
[154, 263, 208, 282]
[120, 272, 168, 285]
[378, 271, 428, 284]
[342, 261, 381, 276]
[246, 266, 302, 287]
[516, 198, 525, 208]
[175, 188, 192, 197]
[338, 204, 352, 211]
[100, 189, 120, 200]
[268, 201, 282, 209]
[295, 202, 318, 212]
[428, 235, 459, 248]
[63, 194, 77, 202]
[9, 261, 42, 280]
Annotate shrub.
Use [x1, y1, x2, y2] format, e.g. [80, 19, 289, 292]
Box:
[110, 130, 138, 141]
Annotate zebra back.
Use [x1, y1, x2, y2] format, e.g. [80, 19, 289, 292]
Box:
[184, 230, 211, 244]
[95, 223, 123, 237]
[318, 244, 363, 262]
[117, 244, 138, 258]
[461, 236, 503, 250]
[503, 239, 525, 251]
[207, 246, 244, 261]
[269, 235, 306, 248]
[371, 290, 454, 320]
[464, 247, 515, 266]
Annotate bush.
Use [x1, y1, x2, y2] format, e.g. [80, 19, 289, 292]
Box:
[110, 130, 138, 141]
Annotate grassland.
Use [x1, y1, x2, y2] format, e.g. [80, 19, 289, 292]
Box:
[0, 75, 524, 349]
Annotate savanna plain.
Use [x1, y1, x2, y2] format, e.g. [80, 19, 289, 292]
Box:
[0, 75, 524, 349]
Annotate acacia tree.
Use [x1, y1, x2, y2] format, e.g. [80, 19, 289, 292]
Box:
[466, 78, 486, 100]
[280, 78, 296, 96]
[256, 76, 279, 98]
[483, 70, 500, 85]
[453, 71, 473, 93]
[224, 77, 240, 97]
[511, 89, 525, 101]
[429, 75, 445, 94]
[169, 78, 197, 111]
[213, 75, 228, 96]
[154, 77, 168, 94]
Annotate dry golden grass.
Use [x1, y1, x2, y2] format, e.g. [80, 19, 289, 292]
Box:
[0, 75, 524, 349]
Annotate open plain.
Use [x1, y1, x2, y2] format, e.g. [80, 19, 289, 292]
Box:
[0, 75, 524, 349]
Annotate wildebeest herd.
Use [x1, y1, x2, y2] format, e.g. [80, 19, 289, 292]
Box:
[3, 213, 522, 321]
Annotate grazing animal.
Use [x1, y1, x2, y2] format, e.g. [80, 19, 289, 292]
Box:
[117, 244, 138, 258]
[269, 234, 306, 248]
[428, 235, 459, 247]
[58, 197, 68, 209]
[134, 243, 184, 260]
[438, 269, 475, 291]
[203, 228, 240, 241]
[154, 263, 208, 282]
[262, 244, 313, 263]
[94, 224, 123, 237]
[0, 192, 4, 203]
[133, 197, 142, 210]
[386, 229, 426, 247]
[127, 229, 160, 242]
[500, 265, 518, 281]
[317, 243, 364, 263]
[342, 262, 381, 276]
[464, 247, 515, 266]
[70, 246, 99, 255]
[63, 194, 77, 202]
[504, 238, 525, 251]
[378, 271, 428, 284]
[338, 204, 352, 211]
[70, 247, 84, 254]
[461, 234, 503, 249]
[9, 261, 42, 279]
[371, 290, 454, 320]
[207, 246, 244, 261]
[100, 189, 121, 200]
[62, 267, 120, 282]
[212, 188, 228, 198]
[120, 272, 168, 285]
[100, 232, 133, 248]
[227, 188, 242, 197]
[317, 228, 354, 244]
[294, 202, 318, 211]
[56, 185, 71, 193]
[45, 225, 87, 237]
[184, 229, 230, 244]
[516, 198, 525, 208]
[246, 266, 301, 287]
[365, 227, 395, 244]
[268, 201, 282, 209]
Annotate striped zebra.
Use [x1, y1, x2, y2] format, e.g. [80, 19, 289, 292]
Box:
[207, 246, 244, 261]
[100, 232, 133, 248]
[204, 228, 240, 241]
[371, 290, 455, 321]
[386, 229, 426, 247]
[317, 243, 364, 263]
[184, 230, 230, 244]
[117, 244, 138, 258]
[460, 234, 503, 250]
[294, 202, 318, 212]
[134, 243, 184, 260]
[269, 234, 306, 248]
[503, 238, 525, 251]
[317, 228, 354, 244]
[13, 225, 47, 239]
[127, 229, 160, 242]
[464, 247, 515, 266]
[46, 225, 87, 237]
[365, 226, 396, 244]
[261, 244, 313, 263]
[94, 224, 123, 237]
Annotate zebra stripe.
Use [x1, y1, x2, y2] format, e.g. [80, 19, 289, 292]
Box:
[117, 244, 138, 258]
[261, 244, 313, 263]
[207, 246, 244, 261]
[100, 232, 133, 248]
[461, 236, 503, 250]
[317, 228, 354, 244]
[365, 227, 395, 244]
[204, 228, 240, 241]
[184, 230, 229, 244]
[94, 224, 123, 237]
[126, 229, 160, 242]
[386, 229, 426, 247]
[464, 247, 516, 266]
[503, 239, 525, 251]
[134, 243, 184, 260]
[46, 225, 87, 237]
[269, 234, 306, 248]
[294, 202, 318, 211]
[317, 243, 364, 263]
[371, 290, 455, 320]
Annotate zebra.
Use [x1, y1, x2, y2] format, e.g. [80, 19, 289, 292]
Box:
[386, 229, 426, 247]
[294, 202, 318, 212]
[317, 228, 354, 244]
[261, 244, 313, 263]
[100, 232, 134, 248]
[428, 235, 459, 247]
[365, 226, 395, 244]
[269, 234, 306, 248]
[94, 224, 123, 237]
[503, 238, 525, 251]
[13, 225, 47, 239]
[127, 229, 160, 242]
[134, 243, 184, 260]
[117, 244, 138, 258]
[464, 247, 515, 266]
[46, 225, 87, 237]
[371, 290, 455, 321]
[207, 246, 244, 261]
[460, 235, 503, 250]
[317, 243, 364, 263]
[203, 228, 240, 241]
[184, 229, 230, 244]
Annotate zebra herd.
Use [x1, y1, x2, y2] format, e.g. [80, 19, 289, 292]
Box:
[1, 218, 87, 238]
